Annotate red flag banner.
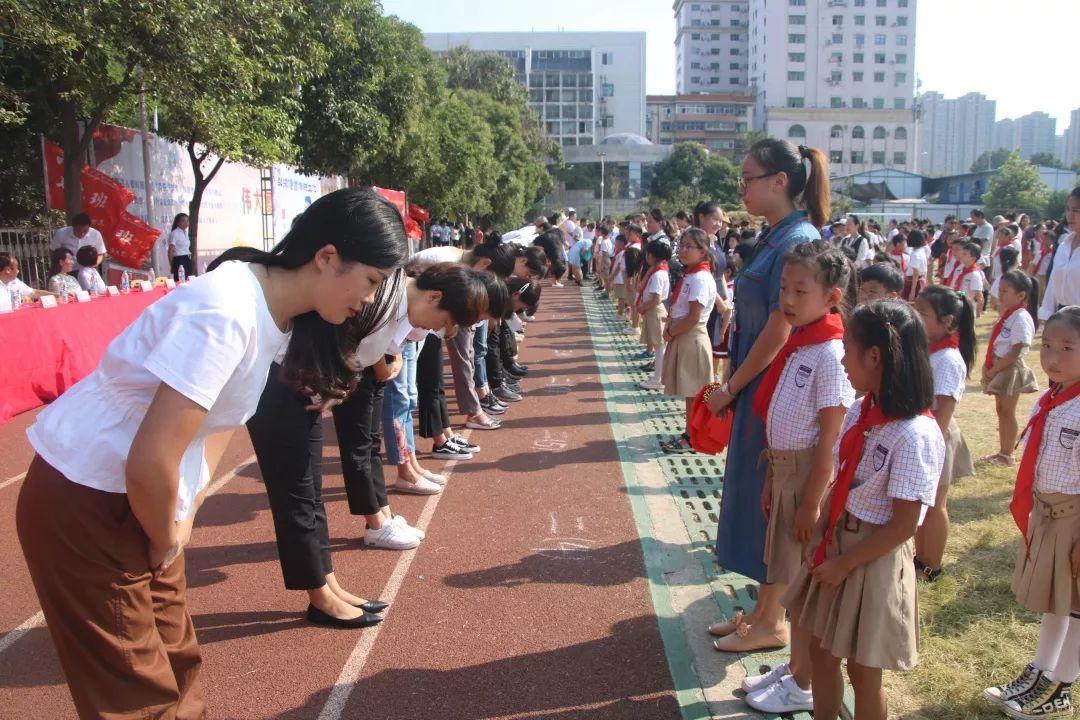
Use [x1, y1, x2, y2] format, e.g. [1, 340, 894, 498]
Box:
[82, 166, 135, 237]
[405, 215, 422, 240]
[43, 140, 65, 210]
[110, 213, 161, 269]
[407, 203, 430, 224]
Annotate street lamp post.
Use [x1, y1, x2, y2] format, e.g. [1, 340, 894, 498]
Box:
[598, 151, 606, 220]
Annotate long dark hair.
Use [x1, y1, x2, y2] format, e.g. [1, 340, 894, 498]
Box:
[747, 138, 831, 228]
[999, 269, 1041, 329]
[918, 285, 978, 375]
[171, 213, 189, 231]
[847, 300, 934, 418]
[208, 187, 408, 398]
[49, 248, 73, 275]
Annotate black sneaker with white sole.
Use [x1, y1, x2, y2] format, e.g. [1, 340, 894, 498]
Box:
[985, 665, 1042, 706]
[494, 385, 523, 402]
[432, 443, 473, 460]
[1005, 675, 1073, 719]
[481, 395, 507, 415]
[448, 435, 480, 453]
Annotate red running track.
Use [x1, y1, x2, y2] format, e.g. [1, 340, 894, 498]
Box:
[0, 285, 682, 720]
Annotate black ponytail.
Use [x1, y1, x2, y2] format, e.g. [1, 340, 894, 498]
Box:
[918, 285, 978, 375]
[747, 139, 831, 228]
[848, 300, 934, 418]
[1000, 269, 1041, 330]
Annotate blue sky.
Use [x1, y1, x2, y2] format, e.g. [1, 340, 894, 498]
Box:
[381, 0, 1078, 129]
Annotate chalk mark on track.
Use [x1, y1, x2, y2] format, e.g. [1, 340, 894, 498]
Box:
[0, 471, 27, 491]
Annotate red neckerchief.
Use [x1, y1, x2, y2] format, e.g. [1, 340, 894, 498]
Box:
[929, 332, 959, 354]
[671, 262, 711, 307]
[984, 305, 1023, 370]
[812, 395, 891, 567]
[636, 261, 669, 305]
[1011, 383, 1080, 540]
[753, 313, 846, 434]
[611, 248, 625, 276]
[951, 264, 976, 291]
[891, 249, 908, 273]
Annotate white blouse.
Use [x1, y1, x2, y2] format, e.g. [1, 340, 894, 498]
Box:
[1039, 233, 1080, 321]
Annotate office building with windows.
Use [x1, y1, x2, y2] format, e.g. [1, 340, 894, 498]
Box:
[645, 94, 756, 155]
[746, 0, 918, 176]
[674, 1, 751, 94]
[423, 32, 645, 147]
[1065, 109, 1080, 166]
[917, 91, 996, 176]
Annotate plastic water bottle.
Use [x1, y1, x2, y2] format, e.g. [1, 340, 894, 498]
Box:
[177, 265, 186, 284]
[59, 281, 68, 304]
[121, 271, 130, 294]
[10, 287, 21, 310]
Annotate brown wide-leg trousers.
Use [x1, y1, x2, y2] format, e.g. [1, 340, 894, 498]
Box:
[16, 455, 205, 719]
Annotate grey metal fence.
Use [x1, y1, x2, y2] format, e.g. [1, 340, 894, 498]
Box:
[1, 227, 53, 289]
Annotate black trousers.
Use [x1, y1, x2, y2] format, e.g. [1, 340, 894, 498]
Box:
[247, 368, 332, 590]
[330, 369, 388, 517]
[485, 321, 505, 390]
[417, 334, 450, 438]
[170, 255, 193, 281]
[500, 319, 517, 366]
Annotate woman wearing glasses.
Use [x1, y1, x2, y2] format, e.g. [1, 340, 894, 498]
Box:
[704, 138, 831, 654]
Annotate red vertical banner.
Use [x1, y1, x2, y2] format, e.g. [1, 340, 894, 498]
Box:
[43, 140, 66, 210]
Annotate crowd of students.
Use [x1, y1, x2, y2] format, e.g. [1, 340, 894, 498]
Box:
[583, 142, 1080, 720]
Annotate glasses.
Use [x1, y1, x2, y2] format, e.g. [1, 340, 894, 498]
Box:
[738, 171, 779, 190]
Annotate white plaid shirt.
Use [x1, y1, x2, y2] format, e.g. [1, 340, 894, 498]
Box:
[839, 397, 946, 525]
[766, 339, 856, 451]
[991, 308, 1035, 360]
[931, 348, 967, 406]
[1032, 394, 1080, 495]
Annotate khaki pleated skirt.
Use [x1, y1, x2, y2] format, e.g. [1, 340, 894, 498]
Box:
[661, 324, 712, 398]
[982, 358, 1039, 397]
[1011, 492, 1080, 615]
[639, 304, 668, 348]
[619, 283, 634, 305]
[763, 447, 816, 585]
[782, 511, 920, 671]
[940, 418, 974, 489]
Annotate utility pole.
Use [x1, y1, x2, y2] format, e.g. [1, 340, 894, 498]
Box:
[599, 151, 606, 220]
[138, 71, 160, 276]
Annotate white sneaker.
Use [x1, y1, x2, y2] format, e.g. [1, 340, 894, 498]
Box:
[364, 521, 421, 550]
[392, 514, 424, 540]
[741, 661, 790, 694]
[553, 281, 564, 287]
[421, 469, 447, 486]
[394, 477, 443, 495]
[638, 378, 665, 391]
[745, 675, 813, 714]
[623, 326, 637, 335]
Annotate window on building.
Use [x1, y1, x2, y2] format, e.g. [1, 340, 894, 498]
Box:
[789, 124, 807, 138]
[894, 151, 907, 165]
[873, 150, 886, 163]
[730, 48, 740, 55]
[851, 150, 865, 163]
[787, 97, 805, 108]
[874, 34, 886, 45]
[873, 97, 885, 109]
[898, 0, 908, 6]
[854, 52, 864, 63]
[830, 125, 844, 138]
[854, 0, 865, 4]
[691, 76, 701, 83]
[729, 62, 740, 69]
[691, 3, 700, 8]
[874, 71, 885, 82]
[895, 72, 907, 84]
[855, 15, 865, 25]
[875, 15, 886, 26]
[788, 52, 806, 61]
[602, 83, 614, 97]
[711, 33, 721, 40]
[852, 125, 865, 139]
[897, 34, 908, 46]
[788, 70, 805, 80]
[876, 0, 886, 5]
[789, 33, 806, 43]
[788, 0, 806, 4]
[830, 150, 843, 164]
[832, 33, 843, 43]
[831, 70, 842, 81]
[691, 33, 701, 40]
[895, 127, 908, 140]
[729, 77, 740, 84]
[852, 97, 867, 108]
[711, 47, 721, 54]
[894, 98, 906, 109]
[855, 33, 866, 46]
[873, 126, 887, 139]
[730, 33, 741, 40]
[789, 14, 806, 24]
[853, 71, 864, 81]
[710, 76, 720, 83]
[691, 62, 701, 69]
[602, 52, 613, 64]
[895, 53, 907, 64]
[897, 16, 908, 26]
[831, 96, 843, 108]
[832, 14, 843, 25]
[874, 52, 886, 63]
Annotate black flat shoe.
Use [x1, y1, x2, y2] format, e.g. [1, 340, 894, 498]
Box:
[306, 604, 383, 629]
[508, 364, 529, 376]
[357, 599, 389, 614]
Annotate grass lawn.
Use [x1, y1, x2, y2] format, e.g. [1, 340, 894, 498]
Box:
[887, 310, 1051, 719]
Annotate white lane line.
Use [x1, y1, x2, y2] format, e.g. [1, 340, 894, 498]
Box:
[0, 472, 27, 491]
[0, 453, 257, 656]
[317, 434, 470, 720]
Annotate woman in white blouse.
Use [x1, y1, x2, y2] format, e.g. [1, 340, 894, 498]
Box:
[16, 188, 409, 720]
[1040, 187, 1080, 322]
[46, 248, 82, 297]
[167, 213, 194, 281]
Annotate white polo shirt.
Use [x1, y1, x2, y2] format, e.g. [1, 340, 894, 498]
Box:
[991, 308, 1035, 360]
[669, 270, 716, 323]
[930, 347, 968, 405]
[766, 338, 855, 451]
[1032, 394, 1080, 495]
[51, 226, 106, 257]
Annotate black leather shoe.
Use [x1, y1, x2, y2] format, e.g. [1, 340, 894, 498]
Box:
[306, 604, 383, 629]
[507, 364, 528, 377]
[357, 600, 389, 614]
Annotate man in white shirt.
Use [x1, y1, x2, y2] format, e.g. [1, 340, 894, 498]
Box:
[970, 209, 995, 266]
[561, 209, 579, 250]
[51, 213, 106, 267]
[1, 251, 51, 302]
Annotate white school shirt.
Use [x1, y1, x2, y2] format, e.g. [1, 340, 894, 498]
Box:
[168, 227, 191, 256]
[906, 247, 928, 278]
[766, 338, 855, 451]
[1032, 394, 1080, 495]
[930, 347, 967, 405]
[77, 266, 107, 294]
[642, 268, 671, 302]
[27, 261, 291, 520]
[669, 270, 716, 323]
[1039, 233, 1080, 321]
[600, 237, 614, 256]
[991, 308, 1035, 360]
[611, 250, 627, 284]
[956, 267, 986, 295]
[1, 277, 35, 299]
[840, 397, 945, 525]
[50, 226, 106, 257]
[349, 289, 408, 370]
[972, 223, 995, 264]
[410, 246, 461, 267]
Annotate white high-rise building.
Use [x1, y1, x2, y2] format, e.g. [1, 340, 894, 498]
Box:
[994, 118, 1018, 153]
[746, 0, 918, 176]
[674, 1, 750, 95]
[423, 32, 645, 148]
[1065, 108, 1080, 166]
[917, 91, 996, 176]
[1016, 111, 1057, 160]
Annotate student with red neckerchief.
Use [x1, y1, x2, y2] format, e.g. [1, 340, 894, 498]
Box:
[982, 270, 1042, 468]
[636, 239, 672, 391]
[983, 306, 1080, 717]
[781, 300, 944, 720]
[948, 240, 986, 316]
[912, 285, 977, 582]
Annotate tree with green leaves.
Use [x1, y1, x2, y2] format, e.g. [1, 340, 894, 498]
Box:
[970, 148, 1013, 173]
[1029, 152, 1065, 169]
[648, 142, 741, 212]
[982, 152, 1050, 216]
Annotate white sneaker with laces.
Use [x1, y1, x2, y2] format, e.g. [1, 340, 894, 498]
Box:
[394, 477, 443, 495]
[741, 662, 790, 694]
[421, 469, 447, 486]
[392, 514, 424, 540]
[364, 521, 420, 550]
[639, 378, 665, 391]
[745, 675, 813, 714]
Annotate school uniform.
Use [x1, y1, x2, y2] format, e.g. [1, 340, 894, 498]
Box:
[661, 268, 716, 397]
[1011, 393, 1080, 615]
[638, 269, 670, 348]
[610, 249, 628, 301]
[783, 398, 945, 671]
[953, 265, 986, 296]
[982, 307, 1039, 396]
[930, 347, 975, 486]
[763, 338, 855, 584]
[904, 247, 928, 298]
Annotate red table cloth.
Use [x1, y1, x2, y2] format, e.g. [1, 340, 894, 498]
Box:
[0, 289, 166, 423]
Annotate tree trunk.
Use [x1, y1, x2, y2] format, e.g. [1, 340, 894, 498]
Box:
[185, 141, 224, 272]
[59, 101, 83, 219]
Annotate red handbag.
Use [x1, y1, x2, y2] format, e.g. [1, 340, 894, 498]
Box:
[687, 385, 733, 455]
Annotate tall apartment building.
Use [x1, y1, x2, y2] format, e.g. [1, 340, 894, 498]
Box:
[917, 91, 996, 176]
[1065, 108, 1080, 166]
[746, 0, 918, 176]
[1016, 112, 1057, 160]
[993, 118, 1018, 153]
[674, 1, 750, 94]
[423, 32, 645, 147]
[645, 93, 756, 154]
